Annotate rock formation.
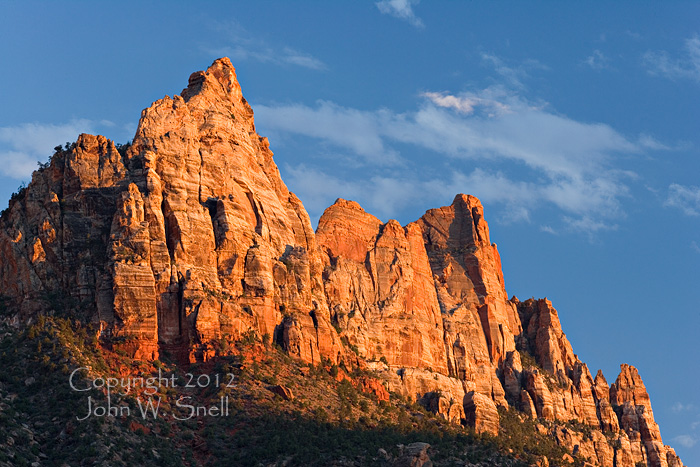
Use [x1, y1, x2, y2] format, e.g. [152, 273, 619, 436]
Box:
[0, 58, 684, 466]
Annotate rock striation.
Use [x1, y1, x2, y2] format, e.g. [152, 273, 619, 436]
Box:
[0, 58, 684, 466]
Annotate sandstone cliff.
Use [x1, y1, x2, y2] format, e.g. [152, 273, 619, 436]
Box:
[0, 58, 683, 467]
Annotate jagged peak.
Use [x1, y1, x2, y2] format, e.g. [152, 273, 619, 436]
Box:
[416, 193, 492, 249]
[0, 57, 685, 467]
[181, 57, 243, 103]
[317, 198, 381, 226]
[134, 58, 254, 146]
[610, 364, 653, 409]
[451, 193, 483, 209]
[594, 369, 608, 386]
[329, 198, 368, 212]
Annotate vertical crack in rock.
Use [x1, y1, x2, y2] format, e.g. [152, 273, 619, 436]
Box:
[245, 191, 263, 235]
[0, 57, 684, 466]
[162, 197, 176, 261]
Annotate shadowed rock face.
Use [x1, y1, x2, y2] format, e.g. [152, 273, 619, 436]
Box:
[0, 58, 684, 467]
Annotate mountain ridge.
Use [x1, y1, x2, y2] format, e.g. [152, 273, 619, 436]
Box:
[0, 57, 683, 467]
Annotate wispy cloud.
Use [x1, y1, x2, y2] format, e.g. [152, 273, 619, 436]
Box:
[644, 35, 700, 82]
[256, 85, 650, 233]
[423, 91, 511, 116]
[665, 184, 700, 216]
[0, 120, 95, 179]
[251, 47, 678, 235]
[583, 50, 610, 70]
[480, 53, 548, 89]
[672, 402, 697, 413]
[673, 434, 698, 448]
[206, 22, 326, 71]
[637, 134, 673, 151]
[283, 163, 626, 235]
[692, 241, 700, 254]
[376, 0, 424, 29]
[255, 101, 400, 165]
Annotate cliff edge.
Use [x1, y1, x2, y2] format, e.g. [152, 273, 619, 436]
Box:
[0, 58, 683, 467]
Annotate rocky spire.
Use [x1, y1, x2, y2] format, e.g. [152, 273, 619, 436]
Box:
[0, 58, 685, 466]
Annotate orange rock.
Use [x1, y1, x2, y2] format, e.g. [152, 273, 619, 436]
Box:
[354, 377, 390, 401]
[318, 199, 448, 373]
[517, 298, 576, 376]
[523, 369, 555, 420]
[609, 364, 685, 467]
[415, 194, 520, 367]
[0, 57, 686, 467]
[464, 391, 499, 435]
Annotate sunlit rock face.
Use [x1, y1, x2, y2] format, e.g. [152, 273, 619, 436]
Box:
[0, 58, 684, 466]
[0, 58, 341, 362]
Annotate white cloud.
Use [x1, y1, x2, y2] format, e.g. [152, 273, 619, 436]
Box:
[256, 83, 655, 234]
[480, 53, 548, 89]
[563, 216, 618, 237]
[644, 35, 700, 82]
[0, 120, 94, 179]
[280, 47, 327, 70]
[583, 50, 609, 70]
[665, 184, 700, 216]
[423, 91, 511, 116]
[255, 101, 400, 165]
[673, 434, 698, 448]
[692, 241, 700, 254]
[376, 0, 424, 29]
[672, 402, 697, 413]
[384, 94, 636, 180]
[283, 164, 422, 225]
[423, 92, 480, 114]
[283, 164, 624, 234]
[209, 44, 326, 71]
[637, 134, 672, 151]
[206, 22, 326, 71]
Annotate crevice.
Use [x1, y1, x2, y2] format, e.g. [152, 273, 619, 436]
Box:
[245, 191, 263, 235]
[203, 197, 219, 249]
[273, 321, 286, 349]
[198, 149, 204, 203]
[471, 207, 483, 243]
[162, 197, 176, 261]
[177, 273, 185, 338]
[309, 308, 319, 329]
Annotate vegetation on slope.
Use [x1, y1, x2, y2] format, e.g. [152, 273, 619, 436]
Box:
[0, 315, 595, 466]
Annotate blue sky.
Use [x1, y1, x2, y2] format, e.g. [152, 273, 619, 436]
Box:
[1, 1, 699, 461]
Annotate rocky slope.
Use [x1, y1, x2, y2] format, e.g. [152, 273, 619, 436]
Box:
[0, 58, 684, 466]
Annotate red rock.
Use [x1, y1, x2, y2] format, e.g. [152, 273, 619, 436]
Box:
[610, 364, 684, 467]
[463, 391, 500, 435]
[523, 369, 555, 420]
[424, 390, 465, 424]
[318, 199, 448, 374]
[128, 420, 151, 435]
[517, 298, 576, 377]
[0, 57, 685, 467]
[415, 195, 520, 366]
[355, 377, 390, 401]
[269, 385, 294, 401]
[610, 364, 654, 417]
